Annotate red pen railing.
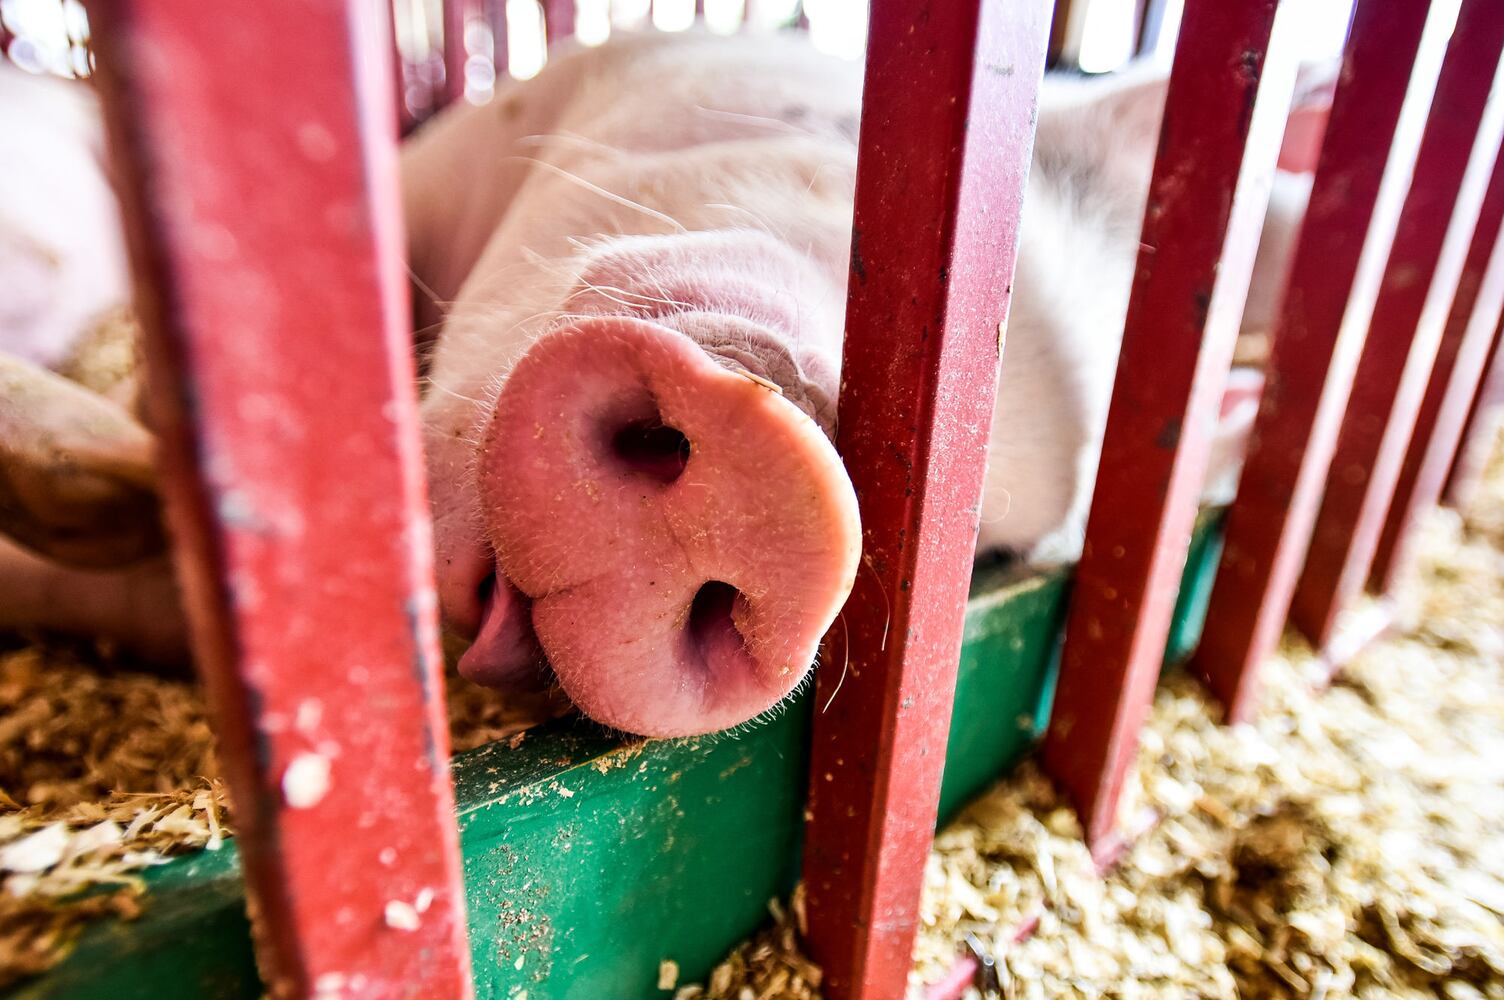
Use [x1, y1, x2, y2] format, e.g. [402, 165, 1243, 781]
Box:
[8, 0, 1504, 996]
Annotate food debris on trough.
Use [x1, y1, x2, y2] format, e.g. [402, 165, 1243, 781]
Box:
[0, 645, 561, 984]
[682, 432, 1504, 999]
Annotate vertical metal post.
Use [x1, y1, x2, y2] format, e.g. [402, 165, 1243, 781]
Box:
[1444, 311, 1504, 503]
[800, 1, 1051, 996]
[1041, 0, 1298, 858]
[88, 2, 474, 997]
[1290, 0, 1504, 647]
[442, 0, 480, 107]
[1192, 0, 1436, 721]
[544, 0, 574, 43]
[485, 0, 509, 78]
[1372, 143, 1504, 589]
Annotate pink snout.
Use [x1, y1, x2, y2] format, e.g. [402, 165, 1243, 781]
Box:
[467, 317, 861, 737]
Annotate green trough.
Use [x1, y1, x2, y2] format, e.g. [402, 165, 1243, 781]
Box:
[9, 512, 1224, 1000]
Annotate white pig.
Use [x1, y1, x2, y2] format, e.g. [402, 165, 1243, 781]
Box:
[0, 33, 1319, 736]
[405, 32, 1315, 736]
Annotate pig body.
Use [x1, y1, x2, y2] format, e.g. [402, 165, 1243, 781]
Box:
[0, 34, 1303, 736]
[406, 34, 1282, 735]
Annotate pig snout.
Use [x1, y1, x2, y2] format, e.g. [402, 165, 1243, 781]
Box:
[463, 316, 860, 737]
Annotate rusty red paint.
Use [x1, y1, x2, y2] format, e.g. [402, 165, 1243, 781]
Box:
[88, 3, 474, 997]
[1290, 0, 1504, 648]
[1040, 0, 1297, 856]
[800, 1, 1050, 997]
[1192, 0, 1434, 723]
[1444, 311, 1504, 503]
[1372, 141, 1504, 590]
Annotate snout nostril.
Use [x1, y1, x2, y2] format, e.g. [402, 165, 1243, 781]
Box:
[611, 419, 691, 484]
[685, 580, 749, 675]
[475, 571, 496, 609]
[689, 580, 738, 640]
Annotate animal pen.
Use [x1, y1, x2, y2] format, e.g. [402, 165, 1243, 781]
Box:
[4, 0, 1504, 997]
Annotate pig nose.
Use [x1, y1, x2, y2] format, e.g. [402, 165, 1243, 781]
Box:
[476, 317, 860, 737]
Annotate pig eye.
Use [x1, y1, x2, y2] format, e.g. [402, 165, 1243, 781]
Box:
[610, 418, 691, 484]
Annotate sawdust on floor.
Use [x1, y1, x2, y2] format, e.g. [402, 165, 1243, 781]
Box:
[681, 433, 1504, 999]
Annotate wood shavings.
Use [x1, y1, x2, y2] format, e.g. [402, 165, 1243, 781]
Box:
[678, 891, 822, 1000]
[55, 306, 144, 416]
[0, 639, 561, 983]
[704, 430, 1504, 999]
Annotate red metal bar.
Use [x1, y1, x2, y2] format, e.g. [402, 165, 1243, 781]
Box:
[1372, 141, 1504, 590]
[442, 0, 482, 107]
[1444, 311, 1504, 503]
[484, 0, 509, 78]
[1040, 0, 1297, 856]
[392, 1, 419, 135]
[800, 1, 1051, 996]
[442, 0, 467, 106]
[88, 3, 474, 998]
[1191, 0, 1434, 722]
[544, 0, 574, 43]
[1289, 0, 1504, 647]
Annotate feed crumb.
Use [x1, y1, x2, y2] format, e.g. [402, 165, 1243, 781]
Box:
[659, 958, 680, 990]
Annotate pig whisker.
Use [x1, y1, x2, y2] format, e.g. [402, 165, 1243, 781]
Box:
[574, 283, 658, 312]
[858, 553, 893, 654]
[575, 280, 692, 313]
[405, 262, 447, 315]
[422, 379, 488, 406]
[514, 131, 624, 158]
[820, 610, 851, 714]
[693, 105, 810, 137]
[507, 156, 688, 234]
[732, 368, 783, 394]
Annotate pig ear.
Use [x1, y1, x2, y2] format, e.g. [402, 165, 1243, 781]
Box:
[0, 352, 165, 569]
[1278, 61, 1338, 174]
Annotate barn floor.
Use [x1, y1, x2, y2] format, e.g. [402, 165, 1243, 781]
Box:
[1, 435, 1503, 993]
[685, 436, 1504, 999]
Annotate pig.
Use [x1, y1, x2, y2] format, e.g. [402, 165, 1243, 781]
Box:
[0, 33, 1320, 737]
[0, 62, 184, 662]
[405, 33, 1321, 736]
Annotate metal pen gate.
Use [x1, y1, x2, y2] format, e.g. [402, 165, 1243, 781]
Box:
[6, 0, 1504, 996]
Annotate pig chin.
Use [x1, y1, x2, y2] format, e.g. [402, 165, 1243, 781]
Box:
[464, 315, 860, 738]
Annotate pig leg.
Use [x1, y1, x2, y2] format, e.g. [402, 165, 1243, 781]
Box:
[0, 352, 163, 568]
[0, 535, 186, 665]
[466, 315, 859, 738]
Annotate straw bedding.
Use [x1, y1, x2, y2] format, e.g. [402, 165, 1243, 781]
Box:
[681, 427, 1504, 1000]
[3, 430, 1503, 993]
